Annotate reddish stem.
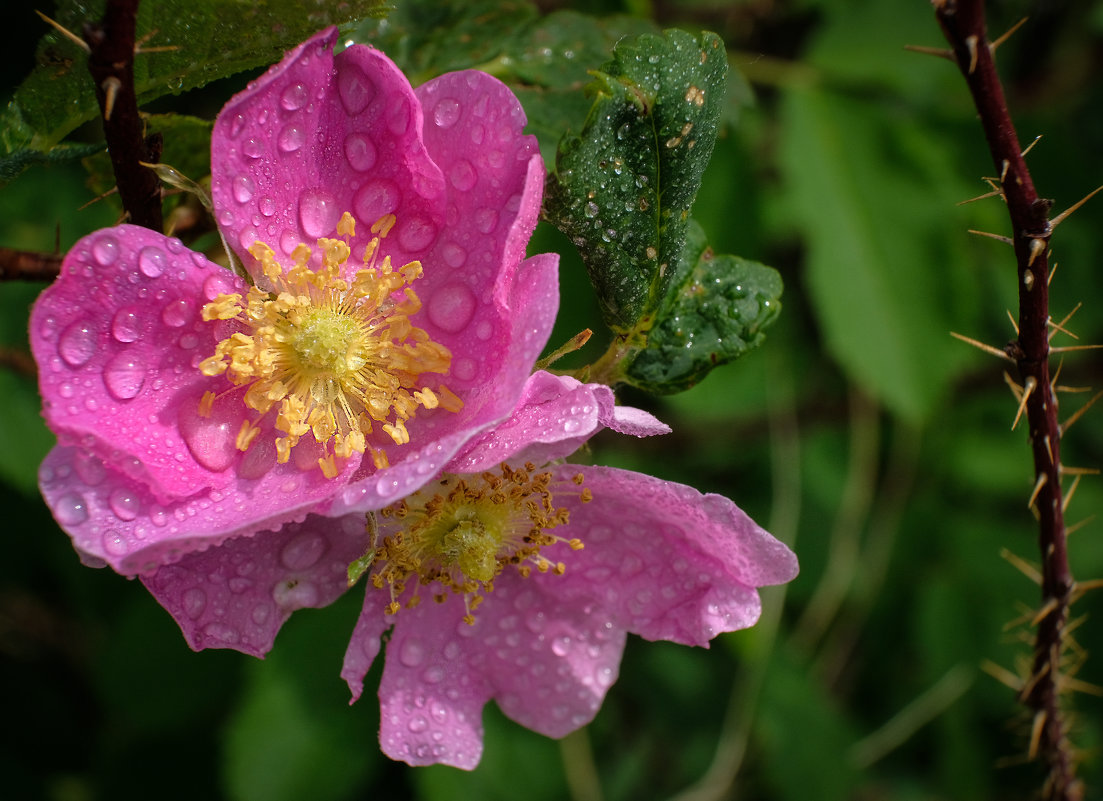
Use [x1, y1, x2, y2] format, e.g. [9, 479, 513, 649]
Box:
[933, 2, 1078, 799]
[83, 0, 163, 232]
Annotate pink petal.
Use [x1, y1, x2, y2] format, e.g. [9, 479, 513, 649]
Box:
[141, 512, 368, 657]
[39, 442, 358, 576]
[348, 574, 625, 769]
[446, 372, 670, 473]
[546, 465, 798, 646]
[211, 28, 446, 274]
[30, 226, 250, 502]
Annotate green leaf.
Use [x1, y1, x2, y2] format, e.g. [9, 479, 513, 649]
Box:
[350, 0, 538, 83]
[544, 28, 728, 332]
[2, 0, 386, 181]
[777, 86, 976, 421]
[623, 219, 781, 393]
[0, 142, 104, 184]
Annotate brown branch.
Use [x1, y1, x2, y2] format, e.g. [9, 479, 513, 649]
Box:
[0, 248, 63, 281]
[933, 2, 1079, 800]
[83, 0, 163, 232]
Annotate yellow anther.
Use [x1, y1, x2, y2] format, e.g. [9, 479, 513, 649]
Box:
[198, 391, 216, 417]
[236, 419, 260, 452]
[437, 385, 464, 413]
[371, 213, 397, 237]
[318, 453, 339, 479]
[337, 211, 356, 237]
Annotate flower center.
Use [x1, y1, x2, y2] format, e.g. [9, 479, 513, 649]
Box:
[362, 463, 590, 623]
[198, 212, 462, 478]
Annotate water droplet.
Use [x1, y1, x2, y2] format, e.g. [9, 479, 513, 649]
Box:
[259, 196, 277, 217]
[298, 189, 339, 238]
[111, 307, 142, 343]
[399, 636, 426, 667]
[441, 242, 466, 268]
[280, 532, 326, 570]
[202, 273, 235, 301]
[102, 530, 128, 556]
[161, 298, 193, 328]
[278, 124, 305, 153]
[109, 487, 140, 521]
[551, 635, 571, 657]
[474, 208, 497, 234]
[343, 132, 377, 172]
[242, 138, 264, 159]
[92, 236, 119, 267]
[474, 321, 493, 341]
[103, 352, 146, 400]
[137, 245, 166, 278]
[448, 159, 477, 191]
[422, 665, 445, 684]
[337, 63, 374, 114]
[229, 113, 246, 138]
[433, 97, 461, 128]
[178, 397, 241, 473]
[281, 82, 308, 111]
[429, 699, 448, 723]
[54, 492, 88, 525]
[353, 179, 399, 223]
[470, 124, 485, 145]
[202, 622, 240, 644]
[73, 453, 106, 486]
[398, 216, 438, 252]
[427, 284, 476, 333]
[387, 98, 411, 135]
[452, 357, 476, 381]
[585, 201, 599, 218]
[232, 174, 255, 204]
[273, 579, 319, 609]
[237, 435, 276, 480]
[58, 320, 96, 367]
[183, 587, 207, 619]
[407, 715, 428, 733]
[252, 604, 271, 625]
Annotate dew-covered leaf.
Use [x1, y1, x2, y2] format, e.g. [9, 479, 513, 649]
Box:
[1, 0, 385, 182]
[624, 220, 782, 393]
[544, 29, 728, 332]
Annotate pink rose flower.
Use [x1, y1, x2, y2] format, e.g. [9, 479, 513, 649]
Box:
[333, 371, 799, 769]
[30, 26, 556, 602]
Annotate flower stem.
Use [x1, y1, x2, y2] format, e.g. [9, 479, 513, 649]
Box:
[933, 2, 1080, 799]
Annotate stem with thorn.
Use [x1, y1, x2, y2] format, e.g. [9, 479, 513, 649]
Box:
[83, 0, 163, 232]
[933, 2, 1079, 799]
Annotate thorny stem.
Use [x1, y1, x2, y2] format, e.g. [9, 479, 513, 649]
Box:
[933, 2, 1079, 799]
[0, 248, 62, 281]
[83, 0, 163, 232]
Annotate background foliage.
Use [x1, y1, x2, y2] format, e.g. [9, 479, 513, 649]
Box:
[3, 1, 1103, 800]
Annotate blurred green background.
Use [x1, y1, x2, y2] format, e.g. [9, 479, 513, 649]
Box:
[3, 1, 1103, 799]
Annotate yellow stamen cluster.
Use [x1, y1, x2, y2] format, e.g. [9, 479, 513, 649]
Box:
[368, 464, 588, 624]
[198, 212, 462, 477]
